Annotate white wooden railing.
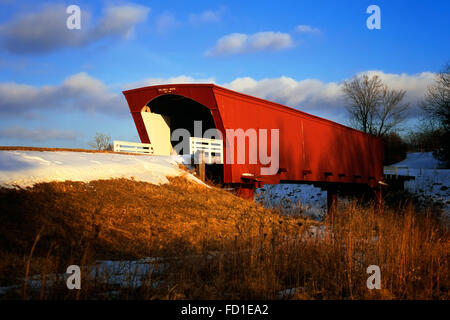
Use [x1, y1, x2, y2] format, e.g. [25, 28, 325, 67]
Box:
[189, 137, 223, 164]
[384, 166, 410, 177]
[113, 140, 154, 155]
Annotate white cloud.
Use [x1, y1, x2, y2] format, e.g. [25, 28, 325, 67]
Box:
[206, 31, 294, 56]
[92, 4, 150, 39]
[0, 126, 77, 141]
[0, 72, 124, 116]
[189, 6, 226, 24]
[295, 25, 320, 34]
[155, 11, 181, 34]
[223, 76, 342, 111]
[0, 71, 436, 125]
[358, 70, 436, 104]
[123, 71, 435, 122]
[0, 4, 150, 54]
[0, 73, 218, 118]
[223, 71, 436, 120]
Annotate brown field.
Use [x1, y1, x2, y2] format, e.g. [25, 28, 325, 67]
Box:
[0, 177, 448, 299]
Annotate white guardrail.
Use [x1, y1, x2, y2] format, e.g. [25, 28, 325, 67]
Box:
[113, 138, 223, 160]
[189, 137, 223, 164]
[113, 140, 154, 155]
[383, 166, 410, 177]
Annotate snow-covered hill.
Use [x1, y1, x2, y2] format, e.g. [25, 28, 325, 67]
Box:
[391, 152, 441, 169]
[0, 150, 203, 188]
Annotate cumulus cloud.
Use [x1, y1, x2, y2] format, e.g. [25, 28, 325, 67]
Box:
[122, 71, 434, 122]
[0, 72, 124, 116]
[0, 71, 436, 126]
[358, 70, 435, 105]
[223, 76, 343, 113]
[92, 4, 150, 39]
[295, 25, 320, 34]
[0, 4, 150, 54]
[189, 6, 226, 24]
[206, 31, 294, 56]
[0, 126, 77, 141]
[223, 71, 436, 120]
[0, 73, 218, 118]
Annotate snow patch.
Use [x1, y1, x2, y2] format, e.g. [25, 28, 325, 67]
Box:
[0, 150, 204, 188]
[387, 152, 450, 221]
[393, 152, 441, 169]
[255, 184, 327, 220]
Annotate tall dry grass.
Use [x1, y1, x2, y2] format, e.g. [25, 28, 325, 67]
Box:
[157, 202, 449, 300]
[0, 177, 448, 299]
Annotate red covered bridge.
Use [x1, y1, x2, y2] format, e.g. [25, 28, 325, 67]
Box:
[122, 84, 384, 208]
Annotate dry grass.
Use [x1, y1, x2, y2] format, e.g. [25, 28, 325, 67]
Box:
[165, 202, 449, 300]
[0, 177, 308, 297]
[0, 146, 152, 157]
[0, 177, 448, 300]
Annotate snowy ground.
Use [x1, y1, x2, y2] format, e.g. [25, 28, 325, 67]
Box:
[0, 257, 168, 298]
[0, 150, 203, 188]
[389, 152, 450, 220]
[255, 184, 327, 220]
[255, 152, 450, 221]
[391, 152, 442, 169]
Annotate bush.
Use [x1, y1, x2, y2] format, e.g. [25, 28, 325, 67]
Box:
[382, 132, 408, 165]
[88, 132, 113, 151]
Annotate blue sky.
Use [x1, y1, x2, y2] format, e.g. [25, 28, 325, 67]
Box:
[0, 0, 449, 148]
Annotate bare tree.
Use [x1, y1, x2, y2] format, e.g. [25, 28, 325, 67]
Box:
[89, 132, 113, 151]
[342, 74, 409, 136]
[421, 63, 450, 125]
[375, 87, 408, 136]
[420, 63, 450, 167]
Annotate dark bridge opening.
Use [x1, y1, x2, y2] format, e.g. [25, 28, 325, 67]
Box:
[146, 94, 216, 139]
[146, 94, 223, 184]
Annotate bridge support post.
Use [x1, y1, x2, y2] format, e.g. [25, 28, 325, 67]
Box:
[236, 184, 256, 200]
[193, 150, 206, 182]
[327, 185, 338, 218]
[236, 175, 262, 200]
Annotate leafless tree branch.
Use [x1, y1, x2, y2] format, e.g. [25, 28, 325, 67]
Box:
[342, 74, 408, 137]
